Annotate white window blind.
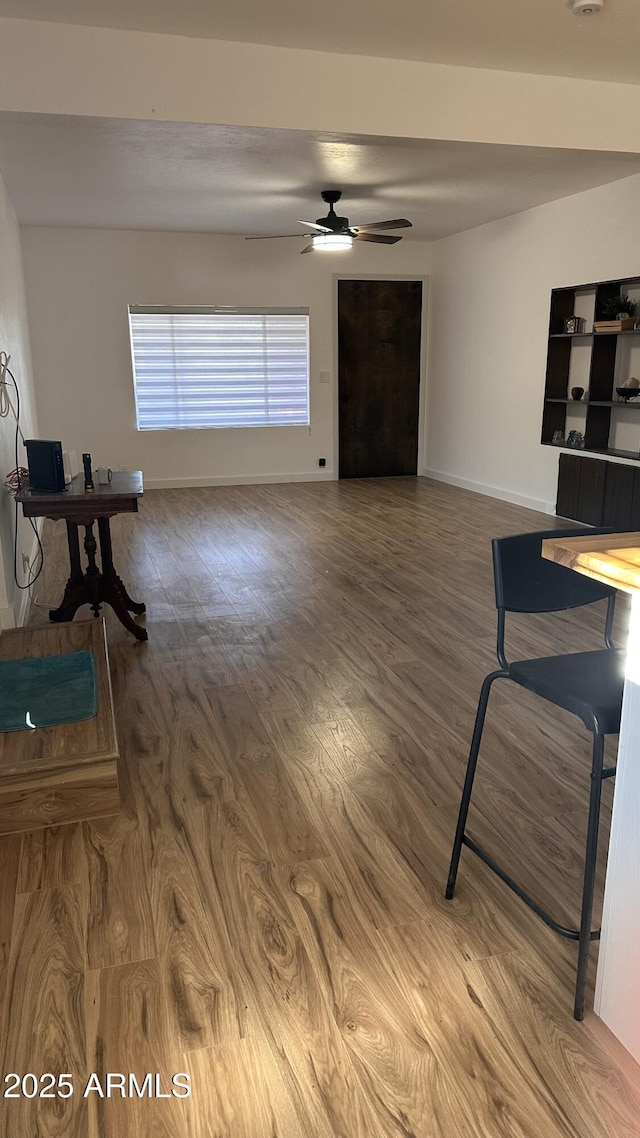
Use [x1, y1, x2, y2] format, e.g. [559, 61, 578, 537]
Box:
[128, 306, 310, 430]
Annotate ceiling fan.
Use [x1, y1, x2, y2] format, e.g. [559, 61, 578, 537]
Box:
[245, 190, 412, 253]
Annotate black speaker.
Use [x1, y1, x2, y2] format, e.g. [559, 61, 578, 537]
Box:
[25, 439, 66, 493]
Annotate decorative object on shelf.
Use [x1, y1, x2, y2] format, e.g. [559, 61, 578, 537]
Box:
[616, 378, 640, 402]
[552, 431, 565, 444]
[571, 387, 585, 400]
[594, 318, 637, 332]
[595, 296, 638, 332]
[566, 430, 585, 448]
[600, 295, 638, 320]
[564, 317, 586, 334]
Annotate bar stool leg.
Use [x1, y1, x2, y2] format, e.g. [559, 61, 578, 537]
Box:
[446, 670, 505, 900]
[574, 732, 605, 1021]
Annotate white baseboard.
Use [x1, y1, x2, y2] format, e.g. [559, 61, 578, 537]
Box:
[145, 470, 335, 489]
[13, 518, 44, 627]
[422, 467, 555, 516]
[15, 582, 32, 628]
[0, 606, 14, 630]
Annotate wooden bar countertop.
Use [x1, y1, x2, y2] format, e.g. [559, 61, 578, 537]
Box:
[542, 532, 640, 595]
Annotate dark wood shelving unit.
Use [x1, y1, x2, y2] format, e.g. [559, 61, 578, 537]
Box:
[542, 274, 640, 461]
[543, 275, 640, 523]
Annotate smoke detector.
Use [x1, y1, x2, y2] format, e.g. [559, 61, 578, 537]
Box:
[570, 0, 604, 14]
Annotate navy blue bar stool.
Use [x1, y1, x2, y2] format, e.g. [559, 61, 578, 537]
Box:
[445, 527, 624, 1020]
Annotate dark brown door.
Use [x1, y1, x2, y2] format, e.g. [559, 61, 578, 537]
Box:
[338, 279, 422, 478]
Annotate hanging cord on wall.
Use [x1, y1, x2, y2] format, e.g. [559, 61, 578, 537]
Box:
[0, 351, 44, 591]
[0, 352, 22, 434]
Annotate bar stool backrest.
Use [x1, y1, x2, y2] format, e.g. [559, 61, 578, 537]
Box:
[491, 527, 617, 668]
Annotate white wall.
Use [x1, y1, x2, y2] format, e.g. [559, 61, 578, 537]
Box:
[0, 174, 39, 627]
[425, 173, 640, 514]
[2, 18, 640, 154]
[21, 227, 431, 486]
[22, 175, 640, 509]
[596, 592, 640, 1063]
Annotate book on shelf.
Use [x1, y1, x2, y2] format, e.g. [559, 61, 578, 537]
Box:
[594, 318, 637, 332]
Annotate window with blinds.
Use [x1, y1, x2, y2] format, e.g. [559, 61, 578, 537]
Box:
[128, 306, 310, 430]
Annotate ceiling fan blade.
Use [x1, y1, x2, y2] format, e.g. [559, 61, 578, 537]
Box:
[297, 219, 333, 233]
[245, 233, 314, 240]
[354, 219, 412, 232]
[353, 232, 402, 244]
[300, 243, 315, 254]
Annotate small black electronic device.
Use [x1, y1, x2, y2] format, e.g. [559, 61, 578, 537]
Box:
[82, 452, 95, 491]
[25, 439, 66, 493]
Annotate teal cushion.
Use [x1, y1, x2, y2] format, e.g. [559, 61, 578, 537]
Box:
[0, 651, 98, 732]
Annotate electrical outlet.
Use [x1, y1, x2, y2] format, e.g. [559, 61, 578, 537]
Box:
[318, 458, 326, 467]
[319, 371, 330, 384]
[21, 552, 30, 575]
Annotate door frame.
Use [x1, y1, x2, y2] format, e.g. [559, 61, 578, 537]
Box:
[332, 273, 430, 479]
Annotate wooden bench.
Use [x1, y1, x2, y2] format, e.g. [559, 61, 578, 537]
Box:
[0, 619, 119, 833]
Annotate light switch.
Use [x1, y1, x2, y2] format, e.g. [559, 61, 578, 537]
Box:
[319, 371, 331, 384]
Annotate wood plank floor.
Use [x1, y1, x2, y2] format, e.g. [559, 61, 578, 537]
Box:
[3, 475, 639, 1135]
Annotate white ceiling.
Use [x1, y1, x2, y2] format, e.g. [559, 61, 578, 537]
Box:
[1, 0, 639, 83]
[2, 5, 639, 239]
[1, 113, 639, 240]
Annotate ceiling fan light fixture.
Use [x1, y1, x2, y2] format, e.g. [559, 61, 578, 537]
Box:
[311, 233, 353, 251]
[246, 191, 411, 253]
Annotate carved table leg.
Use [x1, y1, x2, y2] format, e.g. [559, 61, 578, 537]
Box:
[96, 517, 148, 641]
[49, 521, 88, 623]
[50, 514, 148, 641]
[84, 522, 101, 617]
[97, 518, 146, 614]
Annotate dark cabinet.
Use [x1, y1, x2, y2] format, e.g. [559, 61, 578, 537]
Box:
[557, 453, 640, 528]
[557, 454, 607, 525]
[556, 453, 582, 521]
[602, 462, 635, 530]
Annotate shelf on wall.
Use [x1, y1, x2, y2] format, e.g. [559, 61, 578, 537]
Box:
[591, 400, 640, 408]
[549, 330, 640, 338]
[543, 442, 640, 461]
[545, 398, 640, 408]
[590, 447, 640, 460]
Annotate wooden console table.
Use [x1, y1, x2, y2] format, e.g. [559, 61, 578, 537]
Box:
[17, 470, 147, 642]
[0, 619, 119, 834]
